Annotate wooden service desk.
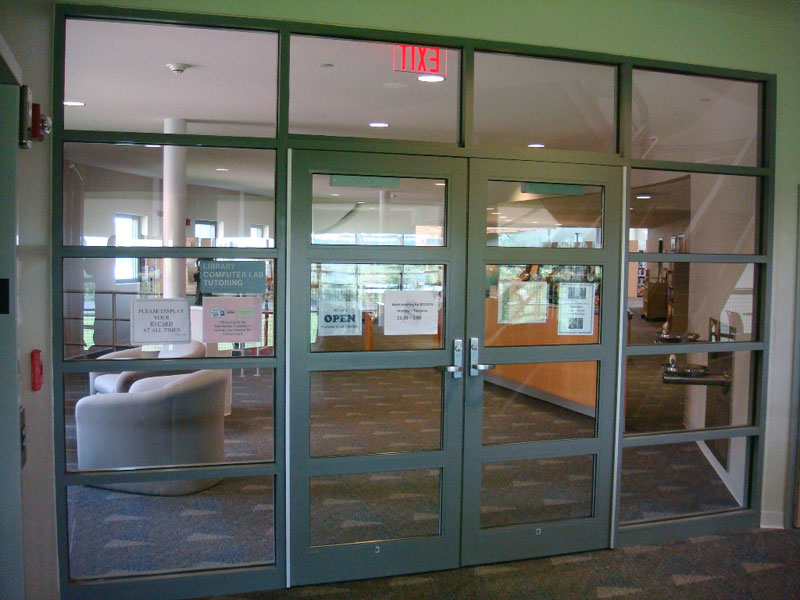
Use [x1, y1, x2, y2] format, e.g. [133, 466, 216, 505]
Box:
[484, 297, 598, 417]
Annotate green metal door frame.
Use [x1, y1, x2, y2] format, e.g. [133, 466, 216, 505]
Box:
[460, 159, 623, 564]
[288, 149, 468, 585]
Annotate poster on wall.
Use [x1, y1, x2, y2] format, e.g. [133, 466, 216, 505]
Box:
[198, 260, 267, 294]
[497, 280, 548, 324]
[557, 282, 596, 336]
[383, 290, 439, 335]
[130, 299, 191, 344]
[317, 302, 362, 336]
[202, 296, 262, 343]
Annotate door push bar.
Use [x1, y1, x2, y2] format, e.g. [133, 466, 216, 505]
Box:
[469, 337, 495, 377]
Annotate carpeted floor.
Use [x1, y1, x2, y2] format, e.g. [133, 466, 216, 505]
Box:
[200, 527, 800, 600]
[63, 306, 747, 581]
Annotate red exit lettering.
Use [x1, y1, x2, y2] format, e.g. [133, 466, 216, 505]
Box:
[392, 45, 447, 76]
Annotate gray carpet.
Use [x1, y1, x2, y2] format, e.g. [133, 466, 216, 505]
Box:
[201, 528, 800, 600]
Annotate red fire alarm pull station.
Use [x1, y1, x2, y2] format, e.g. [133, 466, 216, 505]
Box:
[392, 45, 447, 77]
[31, 350, 43, 391]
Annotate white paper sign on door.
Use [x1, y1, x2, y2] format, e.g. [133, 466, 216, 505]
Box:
[557, 282, 596, 336]
[383, 290, 439, 335]
[130, 298, 191, 344]
[497, 280, 548, 324]
[317, 302, 362, 336]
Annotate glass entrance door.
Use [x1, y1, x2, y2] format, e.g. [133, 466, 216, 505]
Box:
[289, 150, 468, 584]
[461, 159, 622, 564]
[289, 151, 622, 583]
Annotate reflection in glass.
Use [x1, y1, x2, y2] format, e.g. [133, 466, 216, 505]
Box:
[627, 262, 756, 345]
[311, 369, 442, 457]
[309, 469, 441, 546]
[65, 368, 274, 472]
[62, 258, 275, 359]
[620, 441, 746, 523]
[481, 456, 594, 528]
[311, 174, 446, 246]
[632, 70, 760, 166]
[629, 171, 758, 255]
[290, 36, 460, 142]
[487, 181, 603, 247]
[474, 52, 616, 152]
[63, 144, 276, 248]
[65, 20, 278, 136]
[485, 265, 602, 347]
[311, 263, 444, 352]
[483, 361, 597, 445]
[624, 352, 752, 436]
[67, 476, 275, 580]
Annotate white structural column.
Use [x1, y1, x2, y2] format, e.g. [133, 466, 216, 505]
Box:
[378, 189, 389, 234]
[162, 118, 187, 298]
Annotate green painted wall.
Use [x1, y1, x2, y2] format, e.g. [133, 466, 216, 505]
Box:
[64, 0, 800, 523]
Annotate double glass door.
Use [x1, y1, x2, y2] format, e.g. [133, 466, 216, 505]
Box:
[289, 151, 622, 584]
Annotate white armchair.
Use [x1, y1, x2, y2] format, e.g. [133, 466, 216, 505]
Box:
[76, 369, 228, 495]
[89, 340, 206, 395]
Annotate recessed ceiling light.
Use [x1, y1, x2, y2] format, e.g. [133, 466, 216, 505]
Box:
[555, 223, 562, 226]
[491, 212, 502, 215]
[435, 182, 446, 186]
[356, 201, 365, 205]
[63, 101, 85, 107]
[486, 207, 495, 211]
[636, 195, 652, 200]
[418, 74, 445, 83]
[331, 193, 340, 197]
[530, 221, 539, 224]
[369, 122, 390, 128]
[527, 143, 545, 148]
[384, 82, 407, 89]
[215, 168, 229, 172]
[144, 144, 162, 148]
[320, 63, 335, 68]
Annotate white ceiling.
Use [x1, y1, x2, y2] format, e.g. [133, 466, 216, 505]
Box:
[63, 18, 761, 190]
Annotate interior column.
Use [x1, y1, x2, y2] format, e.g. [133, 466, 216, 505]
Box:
[162, 118, 187, 298]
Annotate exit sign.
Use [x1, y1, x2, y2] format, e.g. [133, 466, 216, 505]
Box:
[393, 45, 447, 77]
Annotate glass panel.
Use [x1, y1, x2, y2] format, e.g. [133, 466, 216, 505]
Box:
[627, 262, 756, 344]
[485, 265, 602, 346]
[64, 368, 274, 472]
[480, 456, 594, 528]
[310, 369, 442, 457]
[487, 181, 603, 248]
[290, 36, 459, 142]
[620, 440, 747, 523]
[474, 52, 616, 152]
[309, 469, 441, 546]
[63, 144, 276, 248]
[67, 476, 274, 579]
[311, 263, 444, 352]
[64, 20, 277, 136]
[483, 361, 597, 445]
[62, 257, 274, 360]
[629, 171, 758, 255]
[632, 70, 760, 166]
[311, 174, 445, 246]
[625, 351, 753, 435]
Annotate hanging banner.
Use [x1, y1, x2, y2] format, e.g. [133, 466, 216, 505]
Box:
[202, 296, 262, 343]
[317, 302, 362, 336]
[557, 282, 596, 336]
[497, 280, 548, 324]
[130, 299, 191, 344]
[383, 290, 438, 335]
[198, 260, 266, 294]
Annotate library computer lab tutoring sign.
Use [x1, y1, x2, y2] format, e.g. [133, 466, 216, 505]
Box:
[198, 260, 267, 294]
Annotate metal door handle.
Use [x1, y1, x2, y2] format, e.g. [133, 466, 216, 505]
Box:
[439, 338, 463, 378]
[469, 337, 495, 376]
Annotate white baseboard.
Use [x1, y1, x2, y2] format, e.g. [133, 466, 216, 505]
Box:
[759, 510, 784, 529]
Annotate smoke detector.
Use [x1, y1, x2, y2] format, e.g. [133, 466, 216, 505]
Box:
[166, 63, 192, 74]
